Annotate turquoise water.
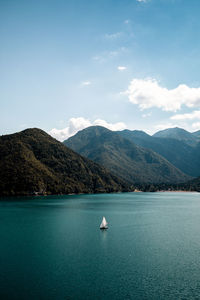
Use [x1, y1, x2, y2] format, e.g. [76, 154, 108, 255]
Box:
[1, 192, 200, 299]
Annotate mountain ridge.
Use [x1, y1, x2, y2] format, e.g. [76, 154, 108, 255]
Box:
[64, 126, 190, 184]
[117, 129, 200, 177]
[153, 127, 200, 145]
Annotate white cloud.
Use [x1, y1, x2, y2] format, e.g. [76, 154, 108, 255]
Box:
[104, 32, 122, 40]
[49, 117, 91, 141]
[117, 66, 127, 71]
[124, 20, 130, 24]
[171, 110, 200, 121]
[192, 122, 200, 130]
[49, 117, 126, 141]
[137, 0, 147, 2]
[93, 119, 126, 131]
[81, 81, 91, 86]
[126, 78, 200, 112]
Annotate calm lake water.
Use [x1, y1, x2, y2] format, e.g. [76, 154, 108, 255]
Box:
[1, 192, 200, 299]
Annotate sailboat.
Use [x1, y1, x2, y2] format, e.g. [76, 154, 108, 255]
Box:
[100, 216, 108, 230]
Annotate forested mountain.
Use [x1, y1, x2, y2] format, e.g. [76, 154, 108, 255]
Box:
[192, 130, 200, 138]
[181, 176, 200, 192]
[153, 127, 200, 146]
[117, 129, 200, 177]
[0, 128, 129, 196]
[64, 126, 190, 184]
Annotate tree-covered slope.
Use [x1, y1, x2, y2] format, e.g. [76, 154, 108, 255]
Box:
[153, 127, 199, 146]
[192, 130, 200, 139]
[64, 126, 190, 184]
[117, 129, 200, 177]
[183, 176, 200, 192]
[0, 128, 129, 196]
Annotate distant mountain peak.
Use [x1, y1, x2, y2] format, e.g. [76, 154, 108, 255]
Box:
[153, 127, 189, 136]
[77, 125, 111, 134]
[153, 127, 198, 146]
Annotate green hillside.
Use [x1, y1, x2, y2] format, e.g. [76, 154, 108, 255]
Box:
[117, 129, 200, 177]
[181, 176, 200, 192]
[64, 126, 190, 184]
[153, 127, 200, 146]
[0, 128, 129, 196]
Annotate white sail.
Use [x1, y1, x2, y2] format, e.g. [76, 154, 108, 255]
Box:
[100, 216, 108, 229]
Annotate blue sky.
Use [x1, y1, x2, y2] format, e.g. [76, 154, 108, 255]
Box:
[1, 0, 200, 140]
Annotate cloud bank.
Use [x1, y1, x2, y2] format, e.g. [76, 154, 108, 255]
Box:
[49, 117, 126, 141]
[171, 110, 200, 120]
[126, 78, 200, 112]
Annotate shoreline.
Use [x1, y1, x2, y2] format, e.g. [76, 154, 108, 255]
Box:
[0, 190, 199, 198]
